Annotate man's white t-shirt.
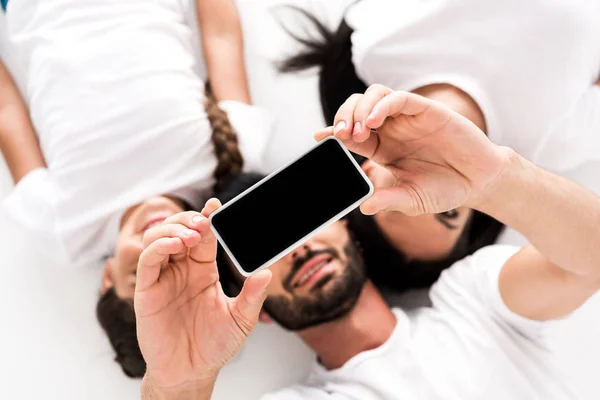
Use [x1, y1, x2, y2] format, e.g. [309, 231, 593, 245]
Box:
[262, 246, 575, 400]
[1, 0, 272, 266]
[346, 0, 600, 172]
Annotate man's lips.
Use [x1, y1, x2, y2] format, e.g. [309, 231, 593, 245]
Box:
[291, 254, 335, 289]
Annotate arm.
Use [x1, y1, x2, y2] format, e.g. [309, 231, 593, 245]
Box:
[477, 152, 600, 320]
[196, 0, 251, 103]
[0, 60, 46, 184]
[323, 84, 600, 322]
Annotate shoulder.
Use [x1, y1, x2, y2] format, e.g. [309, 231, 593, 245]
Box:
[429, 245, 521, 310]
[431, 245, 551, 338]
[443, 245, 521, 283]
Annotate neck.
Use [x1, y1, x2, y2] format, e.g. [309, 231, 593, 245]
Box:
[297, 281, 396, 370]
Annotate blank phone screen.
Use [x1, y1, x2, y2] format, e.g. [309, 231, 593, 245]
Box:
[211, 138, 372, 274]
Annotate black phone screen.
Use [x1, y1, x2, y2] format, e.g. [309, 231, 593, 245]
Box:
[211, 138, 372, 274]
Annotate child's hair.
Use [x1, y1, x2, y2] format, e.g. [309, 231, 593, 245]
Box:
[204, 82, 245, 193]
[96, 288, 145, 377]
[278, 6, 505, 291]
[96, 83, 245, 378]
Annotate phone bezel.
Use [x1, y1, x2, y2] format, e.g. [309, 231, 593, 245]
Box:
[209, 136, 374, 277]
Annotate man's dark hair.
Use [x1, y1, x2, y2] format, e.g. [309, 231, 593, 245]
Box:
[279, 7, 505, 291]
[96, 83, 245, 378]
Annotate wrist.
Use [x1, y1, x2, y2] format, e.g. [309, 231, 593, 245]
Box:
[142, 373, 218, 400]
[469, 147, 533, 217]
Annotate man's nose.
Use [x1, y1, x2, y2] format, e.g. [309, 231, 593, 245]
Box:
[285, 243, 311, 264]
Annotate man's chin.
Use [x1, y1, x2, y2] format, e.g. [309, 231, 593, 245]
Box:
[290, 301, 357, 332]
[309, 273, 336, 293]
[265, 294, 359, 332]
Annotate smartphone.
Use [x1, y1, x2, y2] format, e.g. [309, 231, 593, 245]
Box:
[210, 136, 374, 277]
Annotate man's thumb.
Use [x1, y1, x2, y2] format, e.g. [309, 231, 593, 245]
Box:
[232, 269, 272, 335]
[360, 186, 423, 216]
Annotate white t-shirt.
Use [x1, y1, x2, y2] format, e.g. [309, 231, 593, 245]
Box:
[1, 0, 273, 266]
[346, 0, 600, 172]
[262, 245, 576, 400]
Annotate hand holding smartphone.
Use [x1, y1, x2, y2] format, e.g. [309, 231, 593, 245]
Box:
[210, 137, 373, 276]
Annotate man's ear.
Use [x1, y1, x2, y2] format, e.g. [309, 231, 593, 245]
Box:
[101, 257, 116, 294]
[259, 309, 274, 324]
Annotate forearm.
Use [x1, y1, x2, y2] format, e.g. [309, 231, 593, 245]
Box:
[476, 149, 600, 279]
[196, 0, 250, 103]
[0, 61, 45, 183]
[141, 375, 217, 400]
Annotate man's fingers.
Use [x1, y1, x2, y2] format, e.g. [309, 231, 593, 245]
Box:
[183, 198, 222, 263]
[353, 84, 393, 142]
[231, 269, 272, 336]
[366, 91, 450, 133]
[362, 160, 397, 189]
[360, 186, 426, 216]
[202, 198, 222, 217]
[136, 237, 185, 293]
[163, 211, 211, 234]
[333, 93, 363, 140]
[314, 126, 334, 142]
[143, 223, 201, 249]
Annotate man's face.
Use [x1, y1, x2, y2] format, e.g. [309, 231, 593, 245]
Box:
[102, 196, 185, 299]
[245, 220, 367, 331]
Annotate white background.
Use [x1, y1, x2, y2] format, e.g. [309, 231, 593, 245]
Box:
[0, 1, 599, 399]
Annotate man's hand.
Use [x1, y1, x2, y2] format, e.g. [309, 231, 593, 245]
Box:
[135, 199, 271, 397]
[315, 84, 509, 216]
[322, 86, 600, 322]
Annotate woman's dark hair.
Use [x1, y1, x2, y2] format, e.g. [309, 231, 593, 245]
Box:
[97, 83, 245, 378]
[279, 7, 505, 291]
[278, 7, 366, 127]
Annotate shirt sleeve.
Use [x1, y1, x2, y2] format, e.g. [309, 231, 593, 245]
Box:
[218, 100, 275, 173]
[535, 85, 600, 172]
[1, 167, 67, 262]
[3, 168, 54, 230]
[260, 385, 348, 400]
[471, 246, 550, 337]
[431, 245, 549, 342]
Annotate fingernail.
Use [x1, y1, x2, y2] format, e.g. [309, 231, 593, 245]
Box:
[334, 121, 346, 134]
[353, 122, 362, 136]
[192, 216, 203, 224]
[367, 112, 376, 122]
[182, 229, 196, 237]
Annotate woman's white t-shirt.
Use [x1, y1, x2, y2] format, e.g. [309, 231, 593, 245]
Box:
[1, 0, 272, 266]
[261, 246, 576, 400]
[346, 0, 600, 172]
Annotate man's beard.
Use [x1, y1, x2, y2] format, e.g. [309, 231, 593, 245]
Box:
[262, 241, 366, 331]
